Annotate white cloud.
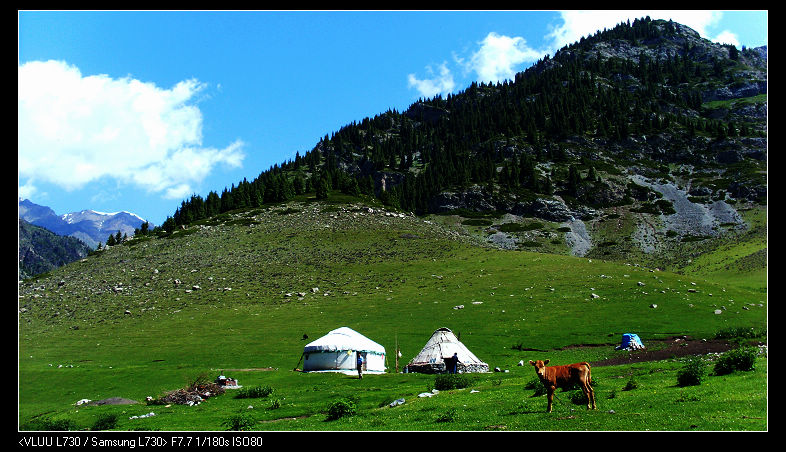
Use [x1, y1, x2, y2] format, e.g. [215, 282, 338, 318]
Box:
[18, 179, 38, 201]
[468, 32, 543, 83]
[712, 30, 740, 47]
[407, 62, 455, 98]
[18, 60, 245, 199]
[407, 32, 544, 98]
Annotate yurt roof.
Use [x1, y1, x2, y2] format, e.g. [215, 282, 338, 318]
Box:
[303, 327, 385, 354]
[408, 327, 486, 364]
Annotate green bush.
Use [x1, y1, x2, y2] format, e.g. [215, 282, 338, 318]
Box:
[234, 385, 274, 399]
[520, 240, 541, 247]
[435, 407, 458, 423]
[434, 373, 470, 390]
[21, 416, 78, 431]
[524, 377, 547, 396]
[223, 411, 256, 431]
[568, 390, 590, 405]
[91, 413, 118, 431]
[499, 222, 543, 232]
[654, 199, 676, 214]
[623, 376, 638, 391]
[676, 357, 707, 387]
[714, 346, 758, 375]
[326, 398, 357, 420]
[714, 327, 766, 340]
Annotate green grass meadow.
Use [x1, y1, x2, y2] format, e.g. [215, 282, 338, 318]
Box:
[18, 200, 767, 431]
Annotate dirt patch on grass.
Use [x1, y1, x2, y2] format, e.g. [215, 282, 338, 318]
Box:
[259, 415, 310, 424]
[590, 337, 738, 367]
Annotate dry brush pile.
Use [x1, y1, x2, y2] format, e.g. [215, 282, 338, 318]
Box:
[149, 375, 226, 406]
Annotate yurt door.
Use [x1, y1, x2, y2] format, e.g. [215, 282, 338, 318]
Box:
[359, 352, 367, 371]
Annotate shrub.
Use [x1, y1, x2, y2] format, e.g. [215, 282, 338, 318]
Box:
[91, 413, 118, 431]
[435, 407, 458, 423]
[623, 376, 638, 391]
[461, 219, 492, 226]
[568, 390, 589, 405]
[326, 398, 357, 420]
[566, 379, 600, 405]
[524, 377, 547, 397]
[223, 411, 256, 431]
[499, 222, 543, 232]
[714, 346, 758, 375]
[434, 373, 470, 391]
[654, 199, 676, 214]
[677, 357, 707, 386]
[520, 240, 541, 247]
[714, 326, 766, 340]
[21, 416, 78, 431]
[234, 385, 274, 399]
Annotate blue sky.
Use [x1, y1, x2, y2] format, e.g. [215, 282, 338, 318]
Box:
[18, 10, 768, 226]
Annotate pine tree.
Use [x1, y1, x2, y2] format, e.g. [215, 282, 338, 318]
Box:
[567, 165, 582, 196]
[316, 177, 329, 200]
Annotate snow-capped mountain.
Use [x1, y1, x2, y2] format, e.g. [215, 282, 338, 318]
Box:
[19, 199, 152, 249]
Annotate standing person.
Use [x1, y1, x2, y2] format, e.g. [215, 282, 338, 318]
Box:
[356, 351, 364, 379]
[450, 352, 459, 374]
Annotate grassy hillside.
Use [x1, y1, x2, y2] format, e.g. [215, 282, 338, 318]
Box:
[676, 206, 767, 293]
[18, 194, 767, 431]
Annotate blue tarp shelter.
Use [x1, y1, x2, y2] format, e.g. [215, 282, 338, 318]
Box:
[615, 333, 644, 350]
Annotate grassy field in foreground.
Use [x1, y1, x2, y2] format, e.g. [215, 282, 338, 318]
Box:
[18, 201, 767, 431]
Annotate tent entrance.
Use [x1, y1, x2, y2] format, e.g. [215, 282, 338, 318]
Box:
[358, 351, 368, 371]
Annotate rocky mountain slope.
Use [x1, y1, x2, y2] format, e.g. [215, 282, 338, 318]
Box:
[18, 218, 92, 280]
[161, 18, 765, 268]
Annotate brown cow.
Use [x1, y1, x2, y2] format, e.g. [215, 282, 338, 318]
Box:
[529, 359, 596, 413]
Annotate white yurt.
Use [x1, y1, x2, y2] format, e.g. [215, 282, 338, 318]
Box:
[405, 327, 489, 374]
[302, 327, 386, 374]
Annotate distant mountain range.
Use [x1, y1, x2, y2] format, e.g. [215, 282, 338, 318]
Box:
[18, 199, 151, 249]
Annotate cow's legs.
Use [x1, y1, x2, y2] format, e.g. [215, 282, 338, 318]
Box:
[589, 384, 596, 409]
[581, 383, 591, 410]
[546, 387, 554, 413]
[581, 380, 596, 410]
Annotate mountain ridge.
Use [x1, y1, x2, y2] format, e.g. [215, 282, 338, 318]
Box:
[18, 199, 154, 279]
[19, 198, 152, 249]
